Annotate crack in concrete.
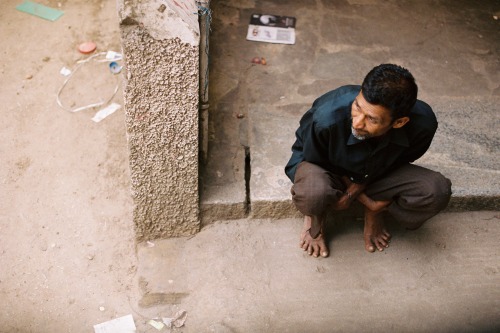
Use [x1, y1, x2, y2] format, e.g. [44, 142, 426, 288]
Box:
[244, 146, 251, 216]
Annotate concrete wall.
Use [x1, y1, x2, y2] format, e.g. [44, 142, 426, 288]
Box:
[118, 0, 200, 241]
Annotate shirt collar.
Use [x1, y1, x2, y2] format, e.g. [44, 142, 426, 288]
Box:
[347, 134, 363, 145]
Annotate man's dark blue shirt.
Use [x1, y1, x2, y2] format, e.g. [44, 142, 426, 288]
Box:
[285, 85, 438, 184]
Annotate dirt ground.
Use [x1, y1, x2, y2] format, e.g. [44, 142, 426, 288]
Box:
[1, 1, 499, 333]
[0, 0, 143, 331]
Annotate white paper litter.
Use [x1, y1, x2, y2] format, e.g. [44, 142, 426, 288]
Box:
[105, 51, 123, 61]
[246, 14, 296, 45]
[162, 317, 173, 328]
[92, 103, 121, 123]
[60, 67, 71, 76]
[93, 314, 136, 333]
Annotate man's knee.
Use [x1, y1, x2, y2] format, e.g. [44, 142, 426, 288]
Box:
[387, 171, 452, 229]
[293, 172, 332, 197]
[398, 170, 451, 209]
[291, 162, 343, 216]
[292, 178, 338, 215]
[426, 172, 452, 210]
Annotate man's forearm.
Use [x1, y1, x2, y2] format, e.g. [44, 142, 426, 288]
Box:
[356, 192, 391, 213]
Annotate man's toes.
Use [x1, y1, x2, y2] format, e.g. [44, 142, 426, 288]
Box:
[306, 243, 314, 255]
[317, 242, 329, 257]
[311, 244, 320, 257]
[378, 238, 388, 248]
[374, 238, 386, 251]
[365, 240, 375, 252]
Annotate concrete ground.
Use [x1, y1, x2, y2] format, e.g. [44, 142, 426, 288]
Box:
[153, 0, 500, 332]
[139, 212, 500, 332]
[1, 0, 499, 333]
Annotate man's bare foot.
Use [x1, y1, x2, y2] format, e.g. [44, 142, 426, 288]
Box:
[300, 215, 329, 258]
[364, 210, 391, 252]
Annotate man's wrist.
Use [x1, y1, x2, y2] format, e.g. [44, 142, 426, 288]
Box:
[347, 184, 366, 198]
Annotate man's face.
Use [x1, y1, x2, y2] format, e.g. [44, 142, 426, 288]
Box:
[351, 92, 406, 140]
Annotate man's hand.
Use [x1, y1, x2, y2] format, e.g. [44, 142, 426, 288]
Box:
[333, 176, 391, 213]
[341, 176, 367, 198]
[331, 192, 352, 210]
[331, 176, 367, 210]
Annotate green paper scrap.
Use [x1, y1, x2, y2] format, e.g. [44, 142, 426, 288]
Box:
[16, 1, 64, 22]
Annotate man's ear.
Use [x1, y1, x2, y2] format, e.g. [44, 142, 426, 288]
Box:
[392, 116, 410, 129]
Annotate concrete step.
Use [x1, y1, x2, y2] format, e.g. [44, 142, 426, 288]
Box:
[201, 96, 500, 223]
[200, 0, 499, 223]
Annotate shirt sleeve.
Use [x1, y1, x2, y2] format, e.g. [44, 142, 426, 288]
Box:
[302, 120, 331, 169]
[284, 106, 332, 181]
[284, 86, 359, 182]
[401, 126, 437, 164]
[399, 101, 438, 164]
[284, 108, 314, 181]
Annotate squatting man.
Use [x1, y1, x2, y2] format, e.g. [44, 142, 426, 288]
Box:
[285, 64, 452, 258]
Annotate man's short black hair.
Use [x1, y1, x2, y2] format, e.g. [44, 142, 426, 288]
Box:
[361, 64, 418, 120]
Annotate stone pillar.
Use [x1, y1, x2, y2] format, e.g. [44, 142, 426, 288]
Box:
[118, 0, 200, 241]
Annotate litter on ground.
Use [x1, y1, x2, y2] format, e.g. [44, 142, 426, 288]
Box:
[16, 1, 64, 21]
[93, 314, 136, 333]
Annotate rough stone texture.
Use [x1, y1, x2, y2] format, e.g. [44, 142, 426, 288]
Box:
[250, 200, 302, 219]
[119, 0, 199, 45]
[118, 0, 200, 240]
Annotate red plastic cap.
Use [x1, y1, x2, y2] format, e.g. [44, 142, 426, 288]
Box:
[78, 41, 97, 54]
